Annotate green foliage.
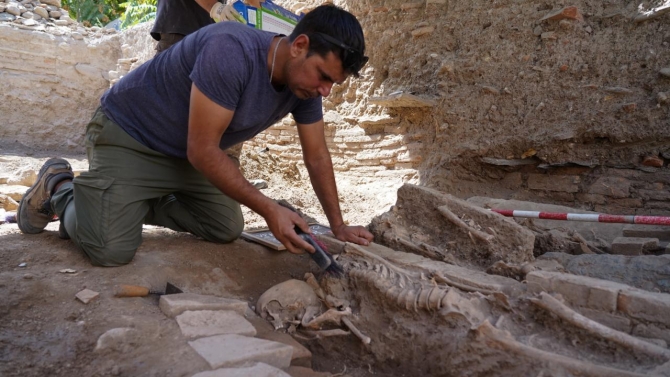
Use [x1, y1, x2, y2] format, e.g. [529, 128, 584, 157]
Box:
[61, 0, 157, 28]
[62, 0, 121, 27]
[119, 0, 157, 29]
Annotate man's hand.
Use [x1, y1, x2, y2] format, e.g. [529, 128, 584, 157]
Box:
[332, 224, 373, 246]
[265, 204, 316, 255]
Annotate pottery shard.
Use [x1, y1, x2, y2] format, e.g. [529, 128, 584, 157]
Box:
[541, 6, 583, 22]
[642, 156, 664, 167]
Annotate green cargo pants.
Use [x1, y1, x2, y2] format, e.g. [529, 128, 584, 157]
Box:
[51, 108, 244, 266]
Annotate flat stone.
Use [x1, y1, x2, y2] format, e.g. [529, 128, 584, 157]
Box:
[247, 314, 312, 367]
[623, 225, 670, 241]
[75, 288, 99, 304]
[526, 271, 629, 312]
[618, 288, 670, 327]
[159, 293, 248, 318]
[176, 310, 257, 339]
[611, 237, 659, 256]
[481, 157, 537, 166]
[192, 363, 290, 377]
[369, 92, 436, 108]
[189, 334, 293, 369]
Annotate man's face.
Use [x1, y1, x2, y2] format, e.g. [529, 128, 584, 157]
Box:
[285, 48, 348, 100]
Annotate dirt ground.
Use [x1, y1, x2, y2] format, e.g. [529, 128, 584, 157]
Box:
[0, 151, 389, 377]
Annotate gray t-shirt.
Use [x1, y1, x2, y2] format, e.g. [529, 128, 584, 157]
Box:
[101, 22, 323, 159]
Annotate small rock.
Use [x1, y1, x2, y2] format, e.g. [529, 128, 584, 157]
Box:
[76, 288, 99, 304]
[658, 92, 669, 104]
[18, 262, 27, 268]
[95, 328, 139, 352]
[60, 269, 77, 274]
[54, 19, 68, 25]
[660, 68, 670, 78]
[642, 156, 664, 167]
[559, 64, 569, 72]
[6, 5, 20, 16]
[602, 87, 633, 95]
[48, 10, 60, 18]
[0, 13, 16, 21]
[541, 31, 557, 40]
[533, 25, 543, 36]
[32, 6, 47, 18]
[411, 26, 434, 37]
[23, 274, 34, 280]
[22, 18, 37, 26]
[622, 103, 636, 113]
[480, 85, 500, 95]
[541, 6, 583, 22]
[584, 26, 592, 33]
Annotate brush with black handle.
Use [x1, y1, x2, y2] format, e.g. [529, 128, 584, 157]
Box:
[277, 201, 344, 276]
[295, 226, 344, 277]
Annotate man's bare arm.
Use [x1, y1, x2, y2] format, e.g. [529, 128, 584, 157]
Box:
[296, 119, 373, 246]
[187, 83, 313, 254]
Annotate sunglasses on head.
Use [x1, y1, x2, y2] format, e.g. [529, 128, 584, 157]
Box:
[313, 32, 369, 74]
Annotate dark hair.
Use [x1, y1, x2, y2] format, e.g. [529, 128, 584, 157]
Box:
[289, 4, 368, 77]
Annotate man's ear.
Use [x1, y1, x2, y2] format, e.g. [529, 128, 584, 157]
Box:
[290, 34, 310, 58]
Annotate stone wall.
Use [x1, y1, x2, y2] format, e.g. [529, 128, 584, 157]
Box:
[0, 23, 121, 152]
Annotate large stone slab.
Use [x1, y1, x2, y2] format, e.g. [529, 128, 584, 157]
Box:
[159, 293, 248, 318]
[539, 252, 670, 293]
[192, 363, 291, 377]
[246, 313, 312, 367]
[176, 310, 257, 339]
[611, 237, 659, 255]
[189, 334, 293, 369]
[618, 288, 670, 327]
[527, 270, 629, 312]
[623, 225, 670, 241]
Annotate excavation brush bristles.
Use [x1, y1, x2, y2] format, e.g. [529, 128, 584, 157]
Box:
[492, 209, 670, 226]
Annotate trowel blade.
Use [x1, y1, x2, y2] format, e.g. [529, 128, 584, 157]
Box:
[165, 282, 183, 295]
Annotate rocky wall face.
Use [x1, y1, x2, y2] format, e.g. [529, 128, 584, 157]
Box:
[0, 13, 127, 153]
[250, 0, 670, 216]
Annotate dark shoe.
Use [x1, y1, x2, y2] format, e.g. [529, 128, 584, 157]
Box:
[16, 158, 73, 234]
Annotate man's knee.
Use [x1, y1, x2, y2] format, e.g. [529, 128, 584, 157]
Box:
[204, 210, 244, 244]
[81, 242, 138, 267]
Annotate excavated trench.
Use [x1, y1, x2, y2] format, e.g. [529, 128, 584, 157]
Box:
[2, 0, 670, 376]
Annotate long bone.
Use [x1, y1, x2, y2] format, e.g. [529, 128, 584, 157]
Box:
[437, 205, 494, 243]
[344, 243, 416, 278]
[475, 321, 648, 377]
[530, 292, 670, 360]
[342, 316, 371, 345]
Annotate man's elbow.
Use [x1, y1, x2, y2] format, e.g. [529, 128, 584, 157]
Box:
[187, 144, 206, 171]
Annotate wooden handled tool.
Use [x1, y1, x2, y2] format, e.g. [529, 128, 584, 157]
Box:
[114, 282, 183, 298]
